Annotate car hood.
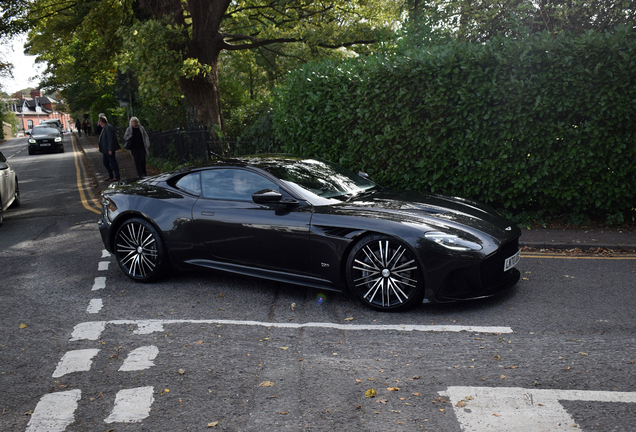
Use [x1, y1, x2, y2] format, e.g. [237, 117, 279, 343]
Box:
[324, 189, 519, 240]
[31, 131, 60, 139]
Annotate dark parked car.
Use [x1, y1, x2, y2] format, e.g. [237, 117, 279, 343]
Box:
[99, 155, 521, 311]
[28, 125, 65, 154]
[0, 151, 20, 226]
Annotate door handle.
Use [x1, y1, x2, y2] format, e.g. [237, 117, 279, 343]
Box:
[201, 211, 215, 216]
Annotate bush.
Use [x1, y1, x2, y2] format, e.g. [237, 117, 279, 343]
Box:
[273, 26, 636, 220]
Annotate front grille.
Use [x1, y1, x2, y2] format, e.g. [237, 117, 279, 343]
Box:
[480, 238, 519, 288]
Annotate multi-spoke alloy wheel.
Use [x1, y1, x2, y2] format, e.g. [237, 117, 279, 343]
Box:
[346, 235, 424, 311]
[115, 218, 166, 282]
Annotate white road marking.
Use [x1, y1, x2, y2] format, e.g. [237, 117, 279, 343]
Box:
[104, 386, 155, 424]
[91, 276, 106, 291]
[119, 346, 159, 371]
[98, 261, 110, 271]
[70, 321, 106, 341]
[441, 386, 636, 431]
[86, 299, 103, 314]
[69, 319, 512, 341]
[101, 249, 112, 258]
[26, 389, 82, 432]
[52, 349, 100, 378]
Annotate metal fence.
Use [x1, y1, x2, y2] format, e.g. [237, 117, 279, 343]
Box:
[144, 127, 270, 164]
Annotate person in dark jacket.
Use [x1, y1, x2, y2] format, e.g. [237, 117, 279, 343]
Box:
[98, 116, 120, 181]
[75, 118, 82, 136]
[94, 113, 105, 136]
[123, 116, 150, 178]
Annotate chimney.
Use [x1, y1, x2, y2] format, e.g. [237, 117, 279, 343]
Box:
[30, 89, 43, 98]
[12, 91, 25, 99]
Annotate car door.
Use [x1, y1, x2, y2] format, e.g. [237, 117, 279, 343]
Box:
[0, 152, 12, 210]
[191, 168, 313, 275]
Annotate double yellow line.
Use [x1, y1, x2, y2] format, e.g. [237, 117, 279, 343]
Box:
[71, 134, 101, 215]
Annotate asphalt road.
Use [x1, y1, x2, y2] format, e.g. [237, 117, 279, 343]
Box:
[1, 135, 635, 432]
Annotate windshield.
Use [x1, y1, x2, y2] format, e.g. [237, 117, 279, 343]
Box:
[32, 127, 59, 134]
[264, 158, 377, 199]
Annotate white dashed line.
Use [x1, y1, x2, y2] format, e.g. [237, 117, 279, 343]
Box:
[98, 261, 110, 271]
[70, 321, 106, 341]
[101, 249, 112, 258]
[104, 386, 155, 424]
[119, 346, 159, 371]
[86, 299, 103, 314]
[91, 276, 106, 291]
[52, 349, 100, 378]
[26, 389, 82, 432]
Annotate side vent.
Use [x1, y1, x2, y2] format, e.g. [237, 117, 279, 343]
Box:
[314, 226, 360, 238]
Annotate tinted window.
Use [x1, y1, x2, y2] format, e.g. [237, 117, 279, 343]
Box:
[201, 169, 278, 200]
[175, 172, 201, 196]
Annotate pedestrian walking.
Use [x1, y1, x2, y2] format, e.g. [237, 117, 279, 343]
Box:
[98, 116, 120, 181]
[94, 113, 105, 136]
[123, 116, 150, 178]
[75, 118, 82, 136]
[82, 119, 90, 136]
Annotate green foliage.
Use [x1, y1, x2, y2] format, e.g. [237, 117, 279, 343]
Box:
[273, 26, 636, 220]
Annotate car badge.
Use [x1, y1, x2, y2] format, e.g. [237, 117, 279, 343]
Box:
[505, 226, 512, 231]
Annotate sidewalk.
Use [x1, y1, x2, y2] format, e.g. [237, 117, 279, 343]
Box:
[74, 133, 636, 251]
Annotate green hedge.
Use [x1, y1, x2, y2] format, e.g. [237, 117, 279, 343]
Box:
[273, 27, 636, 223]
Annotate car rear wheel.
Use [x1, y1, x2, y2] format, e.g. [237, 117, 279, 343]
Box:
[346, 234, 425, 311]
[114, 218, 167, 282]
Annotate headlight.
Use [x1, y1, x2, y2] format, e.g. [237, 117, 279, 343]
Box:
[55, 137, 62, 142]
[424, 231, 482, 251]
[29, 138, 36, 143]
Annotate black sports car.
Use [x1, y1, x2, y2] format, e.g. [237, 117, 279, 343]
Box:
[98, 155, 521, 311]
[28, 125, 65, 155]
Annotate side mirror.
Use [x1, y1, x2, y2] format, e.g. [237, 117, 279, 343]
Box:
[0, 162, 8, 170]
[252, 189, 282, 204]
[252, 189, 298, 206]
[358, 171, 370, 180]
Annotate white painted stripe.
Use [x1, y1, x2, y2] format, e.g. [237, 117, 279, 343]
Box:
[101, 249, 112, 258]
[98, 261, 110, 271]
[68, 319, 512, 341]
[119, 346, 159, 371]
[26, 389, 81, 432]
[86, 299, 103, 314]
[92, 276, 106, 291]
[70, 321, 106, 341]
[52, 349, 100, 377]
[441, 386, 636, 432]
[104, 386, 155, 424]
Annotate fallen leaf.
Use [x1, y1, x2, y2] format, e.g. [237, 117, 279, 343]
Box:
[291, 303, 296, 311]
[387, 387, 400, 391]
[259, 381, 275, 387]
[355, 379, 362, 383]
[207, 421, 218, 427]
[19, 323, 28, 329]
[493, 413, 499, 417]
[196, 341, 204, 345]
[376, 398, 388, 405]
[280, 347, 289, 350]
[344, 317, 354, 321]
[365, 389, 376, 398]
[279, 412, 289, 415]
[178, 369, 186, 375]
[455, 401, 467, 407]
[578, 352, 589, 356]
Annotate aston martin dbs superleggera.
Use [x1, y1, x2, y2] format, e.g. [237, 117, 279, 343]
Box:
[98, 155, 521, 311]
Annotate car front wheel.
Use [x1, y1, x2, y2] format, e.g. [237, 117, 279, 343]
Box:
[346, 234, 425, 311]
[114, 218, 167, 282]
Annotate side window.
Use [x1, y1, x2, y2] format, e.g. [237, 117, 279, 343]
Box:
[175, 172, 201, 196]
[201, 169, 278, 200]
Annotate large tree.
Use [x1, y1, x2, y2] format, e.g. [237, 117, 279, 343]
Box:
[129, 0, 403, 129]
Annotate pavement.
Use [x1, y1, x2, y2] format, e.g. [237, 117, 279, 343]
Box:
[74, 133, 636, 251]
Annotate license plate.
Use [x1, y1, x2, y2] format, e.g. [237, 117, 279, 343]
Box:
[41, 143, 51, 146]
[504, 250, 521, 271]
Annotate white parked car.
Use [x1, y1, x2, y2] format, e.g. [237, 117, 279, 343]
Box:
[0, 151, 20, 226]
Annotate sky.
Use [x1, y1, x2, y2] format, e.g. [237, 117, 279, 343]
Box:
[1, 35, 45, 95]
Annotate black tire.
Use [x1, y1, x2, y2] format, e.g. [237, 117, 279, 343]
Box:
[28, 148, 34, 155]
[346, 234, 425, 311]
[114, 217, 167, 282]
[9, 181, 20, 208]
